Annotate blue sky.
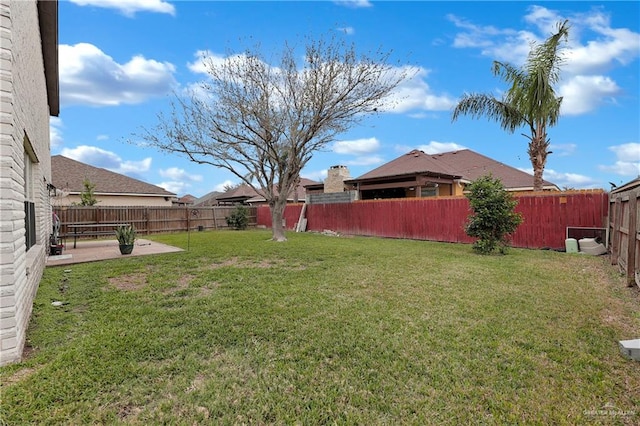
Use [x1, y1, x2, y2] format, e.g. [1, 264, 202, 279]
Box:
[53, 0, 640, 197]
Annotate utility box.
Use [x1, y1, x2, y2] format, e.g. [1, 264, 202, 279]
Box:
[619, 339, 640, 361]
[565, 238, 578, 253]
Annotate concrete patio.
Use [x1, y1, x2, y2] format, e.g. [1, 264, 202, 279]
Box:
[46, 238, 183, 266]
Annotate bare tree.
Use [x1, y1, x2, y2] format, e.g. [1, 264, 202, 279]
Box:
[140, 37, 407, 241]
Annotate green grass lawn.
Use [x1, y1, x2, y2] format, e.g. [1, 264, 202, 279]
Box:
[1, 230, 638, 424]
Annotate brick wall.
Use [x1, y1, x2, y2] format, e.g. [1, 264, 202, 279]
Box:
[0, 0, 53, 365]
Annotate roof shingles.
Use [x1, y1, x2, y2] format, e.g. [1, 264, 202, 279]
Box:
[51, 155, 175, 196]
[352, 149, 557, 190]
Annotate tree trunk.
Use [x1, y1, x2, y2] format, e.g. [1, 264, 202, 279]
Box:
[533, 165, 545, 192]
[529, 126, 548, 192]
[270, 200, 287, 242]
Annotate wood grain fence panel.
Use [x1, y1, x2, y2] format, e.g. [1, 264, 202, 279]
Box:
[256, 192, 609, 250]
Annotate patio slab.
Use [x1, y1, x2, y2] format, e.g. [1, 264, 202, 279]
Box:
[46, 238, 183, 266]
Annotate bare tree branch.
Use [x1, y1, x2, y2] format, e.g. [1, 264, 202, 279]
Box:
[137, 36, 407, 241]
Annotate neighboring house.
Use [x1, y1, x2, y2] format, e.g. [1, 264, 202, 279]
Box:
[216, 179, 320, 205]
[193, 190, 222, 207]
[345, 149, 558, 200]
[0, 0, 59, 365]
[51, 155, 176, 206]
[173, 194, 196, 207]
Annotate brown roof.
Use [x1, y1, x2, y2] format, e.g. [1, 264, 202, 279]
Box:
[351, 149, 557, 190]
[353, 150, 461, 181]
[51, 155, 175, 196]
[175, 194, 197, 204]
[217, 178, 320, 203]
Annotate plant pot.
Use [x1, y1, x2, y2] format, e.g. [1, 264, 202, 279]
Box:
[119, 244, 134, 255]
[50, 244, 64, 255]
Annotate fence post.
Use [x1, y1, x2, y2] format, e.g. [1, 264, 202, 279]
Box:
[610, 197, 621, 265]
[625, 191, 638, 286]
[146, 207, 150, 235]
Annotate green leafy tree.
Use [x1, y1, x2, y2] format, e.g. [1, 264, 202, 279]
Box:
[452, 21, 569, 191]
[465, 175, 523, 254]
[226, 205, 249, 230]
[79, 179, 98, 206]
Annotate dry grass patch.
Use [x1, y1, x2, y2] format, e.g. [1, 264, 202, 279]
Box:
[109, 272, 147, 291]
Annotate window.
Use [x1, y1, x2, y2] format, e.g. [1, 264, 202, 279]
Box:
[420, 186, 437, 198]
[24, 144, 37, 251]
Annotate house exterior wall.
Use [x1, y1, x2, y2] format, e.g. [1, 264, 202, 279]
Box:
[0, 1, 53, 365]
[52, 194, 174, 207]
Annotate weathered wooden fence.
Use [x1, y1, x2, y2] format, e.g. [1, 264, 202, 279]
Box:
[257, 191, 609, 250]
[54, 206, 258, 238]
[609, 182, 640, 287]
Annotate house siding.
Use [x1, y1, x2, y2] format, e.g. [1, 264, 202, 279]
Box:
[0, 1, 53, 365]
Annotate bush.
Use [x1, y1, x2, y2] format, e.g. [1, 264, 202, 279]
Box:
[226, 205, 249, 230]
[465, 175, 523, 254]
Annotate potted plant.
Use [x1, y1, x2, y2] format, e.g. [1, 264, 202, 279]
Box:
[115, 225, 136, 255]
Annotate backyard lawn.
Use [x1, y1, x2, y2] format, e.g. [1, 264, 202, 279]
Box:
[1, 230, 638, 424]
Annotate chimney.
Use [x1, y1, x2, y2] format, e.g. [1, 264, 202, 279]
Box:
[324, 165, 350, 193]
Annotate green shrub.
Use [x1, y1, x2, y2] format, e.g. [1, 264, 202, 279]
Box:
[115, 225, 136, 245]
[226, 205, 249, 230]
[465, 175, 523, 254]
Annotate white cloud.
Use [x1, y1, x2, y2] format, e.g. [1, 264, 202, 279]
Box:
[60, 145, 152, 176]
[189, 53, 453, 115]
[336, 26, 355, 35]
[598, 143, 640, 177]
[345, 155, 385, 167]
[213, 180, 237, 192]
[417, 141, 467, 154]
[69, 0, 175, 17]
[333, 0, 372, 8]
[447, 13, 532, 64]
[448, 6, 639, 117]
[188, 50, 254, 75]
[49, 117, 63, 148]
[333, 137, 380, 155]
[559, 75, 621, 115]
[519, 167, 599, 188]
[563, 20, 640, 75]
[60, 43, 176, 107]
[384, 66, 458, 113]
[157, 181, 188, 195]
[159, 167, 203, 182]
[96, 134, 109, 141]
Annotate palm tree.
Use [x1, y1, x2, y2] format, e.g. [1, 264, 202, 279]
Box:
[452, 20, 570, 191]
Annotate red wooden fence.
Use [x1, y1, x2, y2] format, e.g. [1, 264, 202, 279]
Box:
[257, 191, 609, 250]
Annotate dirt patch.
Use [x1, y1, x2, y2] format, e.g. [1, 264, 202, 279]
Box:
[109, 272, 147, 291]
[117, 404, 143, 421]
[185, 373, 206, 393]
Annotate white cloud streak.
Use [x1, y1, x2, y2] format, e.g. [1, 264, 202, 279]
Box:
[60, 145, 152, 176]
[49, 117, 63, 148]
[333, 0, 372, 9]
[159, 167, 203, 182]
[333, 137, 381, 155]
[69, 0, 175, 17]
[598, 143, 640, 177]
[417, 141, 468, 154]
